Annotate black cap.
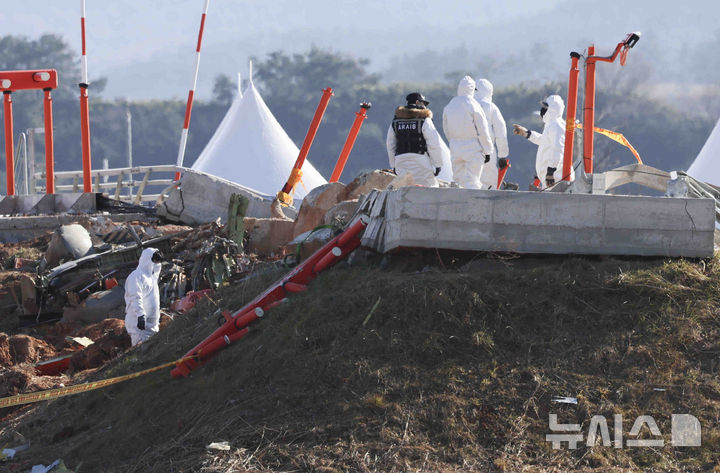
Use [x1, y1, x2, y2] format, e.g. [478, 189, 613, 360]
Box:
[406, 92, 429, 106]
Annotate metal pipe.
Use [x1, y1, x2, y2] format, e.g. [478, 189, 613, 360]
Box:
[277, 87, 334, 205]
[4, 91, 15, 195]
[79, 0, 92, 192]
[329, 102, 371, 183]
[562, 52, 581, 182]
[583, 45, 596, 174]
[174, 0, 211, 182]
[43, 89, 55, 194]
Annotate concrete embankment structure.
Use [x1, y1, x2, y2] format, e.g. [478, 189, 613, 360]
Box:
[361, 187, 715, 257]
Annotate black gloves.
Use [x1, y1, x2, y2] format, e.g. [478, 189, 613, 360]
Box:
[484, 155, 490, 163]
[137, 315, 146, 330]
[546, 167, 557, 186]
[434, 167, 441, 176]
[498, 158, 508, 169]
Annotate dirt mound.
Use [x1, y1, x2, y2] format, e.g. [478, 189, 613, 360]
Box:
[69, 327, 131, 373]
[0, 334, 57, 366]
[0, 364, 67, 398]
[73, 318, 126, 340]
[2, 256, 720, 472]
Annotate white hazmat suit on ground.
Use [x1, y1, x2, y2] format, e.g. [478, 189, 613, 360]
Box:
[124, 248, 162, 346]
[386, 96, 447, 187]
[442, 76, 494, 189]
[474, 78, 509, 190]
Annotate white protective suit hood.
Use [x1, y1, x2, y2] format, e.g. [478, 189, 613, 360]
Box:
[474, 77, 510, 189]
[527, 94, 573, 186]
[137, 247, 161, 277]
[456, 76, 476, 97]
[474, 78, 493, 103]
[543, 95, 564, 123]
[124, 247, 162, 345]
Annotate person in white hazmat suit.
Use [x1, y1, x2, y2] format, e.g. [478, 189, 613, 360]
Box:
[124, 248, 163, 346]
[512, 95, 575, 189]
[386, 92, 446, 187]
[442, 76, 494, 189]
[474, 78, 510, 189]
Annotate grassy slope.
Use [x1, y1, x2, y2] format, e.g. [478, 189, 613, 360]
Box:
[3, 255, 720, 472]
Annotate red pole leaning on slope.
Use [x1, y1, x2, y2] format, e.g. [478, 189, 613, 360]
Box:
[175, 0, 211, 182]
[562, 52, 581, 182]
[171, 215, 368, 377]
[3, 91, 14, 196]
[277, 87, 334, 206]
[329, 102, 371, 183]
[79, 0, 92, 193]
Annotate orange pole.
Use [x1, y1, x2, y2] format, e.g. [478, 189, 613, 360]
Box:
[3, 91, 14, 195]
[583, 45, 596, 174]
[562, 52, 581, 182]
[43, 88, 55, 194]
[278, 87, 334, 200]
[79, 84, 92, 192]
[329, 102, 371, 183]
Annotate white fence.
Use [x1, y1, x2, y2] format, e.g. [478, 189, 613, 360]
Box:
[33, 165, 180, 204]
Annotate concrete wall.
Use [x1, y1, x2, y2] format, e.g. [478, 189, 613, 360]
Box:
[156, 169, 297, 224]
[362, 187, 715, 257]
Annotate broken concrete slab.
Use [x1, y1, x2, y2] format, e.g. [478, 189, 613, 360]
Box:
[243, 218, 296, 256]
[156, 169, 295, 224]
[344, 170, 396, 200]
[322, 199, 360, 226]
[361, 187, 715, 258]
[292, 182, 347, 238]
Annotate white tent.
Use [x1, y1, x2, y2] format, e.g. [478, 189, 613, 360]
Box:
[191, 80, 327, 199]
[687, 117, 720, 186]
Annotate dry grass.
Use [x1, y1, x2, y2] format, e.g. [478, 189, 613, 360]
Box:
[2, 253, 720, 472]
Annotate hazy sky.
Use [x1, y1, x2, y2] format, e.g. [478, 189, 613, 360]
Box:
[3, 0, 718, 100]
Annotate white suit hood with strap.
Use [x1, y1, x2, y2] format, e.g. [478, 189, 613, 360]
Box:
[442, 76, 494, 189]
[475, 78, 509, 189]
[124, 247, 161, 344]
[528, 94, 574, 186]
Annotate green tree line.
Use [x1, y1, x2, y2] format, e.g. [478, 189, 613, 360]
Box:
[0, 35, 714, 194]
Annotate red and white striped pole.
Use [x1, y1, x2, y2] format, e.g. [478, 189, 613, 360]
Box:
[175, 0, 210, 182]
[79, 0, 93, 193]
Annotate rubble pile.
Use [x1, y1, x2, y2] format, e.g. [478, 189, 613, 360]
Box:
[0, 169, 396, 402]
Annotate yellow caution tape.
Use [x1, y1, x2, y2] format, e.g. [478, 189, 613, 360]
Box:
[0, 357, 192, 409]
[576, 123, 643, 164]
